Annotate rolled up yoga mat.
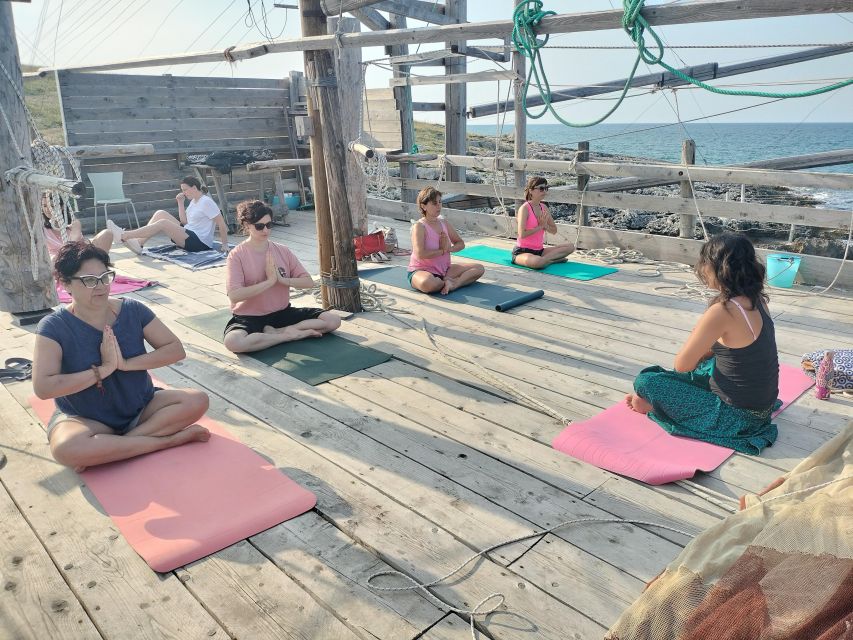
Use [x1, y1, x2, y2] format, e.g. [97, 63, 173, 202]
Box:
[30, 390, 316, 572]
[495, 289, 545, 312]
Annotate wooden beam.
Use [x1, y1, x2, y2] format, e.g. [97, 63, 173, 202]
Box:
[576, 141, 589, 227]
[350, 6, 390, 31]
[445, 0, 467, 185]
[65, 144, 156, 158]
[305, 13, 362, 311]
[330, 16, 369, 236]
[390, 13, 417, 205]
[245, 158, 314, 171]
[411, 101, 446, 111]
[319, 0, 384, 14]
[41, 0, 851, 73]
[441, 154, 853, 190]
[366, 196, 853, 287]
[4, 167, 85, 197]
[389, 49, 458, 65]
[451, 44, 510, 63]
[0, 3, 56, 314]
[386, 176, 853, 229]
[384, 152, 438, 162]
[512, 2, 526, 212]
[372, 0, 453, 25]
[390, 69, 516, 87]
[469, 44, 853, 118]
[679, 139, 696, 239]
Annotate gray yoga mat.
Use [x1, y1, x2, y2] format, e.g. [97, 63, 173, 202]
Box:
[360, 267, 544, 312]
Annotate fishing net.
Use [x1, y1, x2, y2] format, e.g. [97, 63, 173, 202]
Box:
[606, 420, 853, 640]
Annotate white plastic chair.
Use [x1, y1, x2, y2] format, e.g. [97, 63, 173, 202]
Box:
[88, 172, 140, 232]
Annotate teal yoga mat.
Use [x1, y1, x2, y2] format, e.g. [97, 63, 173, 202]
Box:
[361, 267, 544, 312]
[455, 245, 618, 280]
[177, 309, 391, 385]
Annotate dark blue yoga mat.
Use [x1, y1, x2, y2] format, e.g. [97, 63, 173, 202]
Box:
[142, 242, 232, 270]
[361, 267, 544, 312]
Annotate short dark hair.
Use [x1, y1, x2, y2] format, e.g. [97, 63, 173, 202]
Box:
[416, 187, 442, 216]
[180, 175, 208, 193]
[696, 232, 767, 309]
[236, 199, 273, 232]
[53, 240, 112, 283]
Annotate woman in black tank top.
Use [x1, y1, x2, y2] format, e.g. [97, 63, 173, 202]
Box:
[625, 233, 782, 455]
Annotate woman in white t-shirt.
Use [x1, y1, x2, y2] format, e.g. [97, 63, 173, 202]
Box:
[109, 176, 228, 255]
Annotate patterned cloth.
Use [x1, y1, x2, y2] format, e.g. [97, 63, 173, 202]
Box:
[802, 349, 853, 390]
[633, 358, 781, 455]
[606, 421, 853, 640]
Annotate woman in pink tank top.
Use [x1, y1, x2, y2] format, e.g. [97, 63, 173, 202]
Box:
[408, 187, 484, 295]
[512, 177, 575, 268]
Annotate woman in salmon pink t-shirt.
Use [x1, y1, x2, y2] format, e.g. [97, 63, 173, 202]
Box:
[223, 200, 340, 353]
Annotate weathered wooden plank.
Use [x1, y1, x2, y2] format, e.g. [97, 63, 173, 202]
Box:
[387, 176, 853, 229]
[0, 485, 101, 640]
[418, 615, 474, 639]
[373, 0, 454, 24]
[253, 512, 449, 640]
[51, 0, 853, 71]
[68, 128, 292, 146]
[390, 69, 517, 87]
[68, 116, 292, 135]
[62, 89, 288, 110]
[63, 106, 290, 123]
[58, 71, 286, 90]
[177, 539, 362, 640]
[0, 383, 227, 639]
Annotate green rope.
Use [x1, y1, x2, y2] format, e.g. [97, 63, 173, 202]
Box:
[512, 0, 853, 128]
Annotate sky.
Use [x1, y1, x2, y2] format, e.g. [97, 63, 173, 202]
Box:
[11, 0, 853, 126]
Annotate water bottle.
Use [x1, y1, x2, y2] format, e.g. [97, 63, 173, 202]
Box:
[815, 350, 834, 400]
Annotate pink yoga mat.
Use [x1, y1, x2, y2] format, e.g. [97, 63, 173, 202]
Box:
[31, 393, 316, 572]
[56, 275, 157, 303]
[552, 364, 815, 485]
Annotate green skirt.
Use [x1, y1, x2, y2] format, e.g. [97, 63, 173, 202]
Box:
[633, 358, 781, 455]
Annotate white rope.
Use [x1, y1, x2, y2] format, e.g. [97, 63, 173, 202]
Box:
[367, 517, 696, 640]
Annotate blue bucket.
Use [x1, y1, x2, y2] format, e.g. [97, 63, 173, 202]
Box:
[284, 194, 300, 210]
[766, 253, 801, 288]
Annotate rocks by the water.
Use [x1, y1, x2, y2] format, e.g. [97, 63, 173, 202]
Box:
[371, 131, 845, 258]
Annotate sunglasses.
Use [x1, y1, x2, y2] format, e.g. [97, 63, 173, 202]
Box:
[536, 185, 549, 192]
[71, 270, 116, 289]
[253, 221, 274, 231]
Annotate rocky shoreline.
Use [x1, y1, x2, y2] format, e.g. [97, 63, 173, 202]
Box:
[375, 134, 849, 259]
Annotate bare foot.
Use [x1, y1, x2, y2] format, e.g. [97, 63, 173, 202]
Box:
[440, 278, 456, 295]
[172, 424, 211, 446]
[281, 327, 322, 341]
[626, 393, 653, 414]
[262, 325, 278, 335]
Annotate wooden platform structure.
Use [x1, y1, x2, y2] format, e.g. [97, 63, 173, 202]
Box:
[2, 210, 852, 639]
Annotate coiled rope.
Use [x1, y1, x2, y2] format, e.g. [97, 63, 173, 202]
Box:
[511, 0, 853, 127]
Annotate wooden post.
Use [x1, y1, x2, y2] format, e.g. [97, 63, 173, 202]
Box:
[389, 13, 417, 204]
[679, 139, 696, 239]
[512, 0, 526, 212]
[444, 0, 467, 184]
[301, 0, 334, 307]
[0, 3, 56, 317]
[329, 16, 369, 236]
[303, 1, 362, 312]
[576, 141, 589, 227]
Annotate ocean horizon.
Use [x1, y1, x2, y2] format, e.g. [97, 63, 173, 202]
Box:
[468, 122, 853, 209]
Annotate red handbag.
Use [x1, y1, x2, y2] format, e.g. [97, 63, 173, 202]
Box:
[354, 231, 386, 260]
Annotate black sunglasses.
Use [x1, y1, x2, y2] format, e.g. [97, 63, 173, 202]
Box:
[253, 221, 274, 231]
[536, 185, 549, 192]
[71, 270, 116, 289]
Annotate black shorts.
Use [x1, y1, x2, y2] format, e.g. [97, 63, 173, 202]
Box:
[224, 305, 324, 336]
[511, 246, 544, 264]
[178, 228, 212, 252]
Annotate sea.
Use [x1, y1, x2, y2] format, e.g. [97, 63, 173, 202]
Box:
[467, 122, 853, 210]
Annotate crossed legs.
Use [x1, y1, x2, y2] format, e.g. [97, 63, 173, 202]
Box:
[224, 312, 341, 353]
[513, 243, 575, 269]
[411, 262, 485, 295]
[49, 389, 210, 471]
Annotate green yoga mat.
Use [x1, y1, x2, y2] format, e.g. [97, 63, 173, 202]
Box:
[455, 245, 618, 280]
[177, 309, 391, 385]
[360, 267, 544, 312]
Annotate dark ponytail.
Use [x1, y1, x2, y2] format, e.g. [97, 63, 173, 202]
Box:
[181, 176, 208, 194]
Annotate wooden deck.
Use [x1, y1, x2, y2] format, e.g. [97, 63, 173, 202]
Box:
[1, 209, 851, 640]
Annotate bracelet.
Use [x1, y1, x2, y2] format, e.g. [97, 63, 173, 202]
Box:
[91, 364, 104, 393]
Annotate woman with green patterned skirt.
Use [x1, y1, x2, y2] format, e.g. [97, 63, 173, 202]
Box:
[625, 233, 781, 454]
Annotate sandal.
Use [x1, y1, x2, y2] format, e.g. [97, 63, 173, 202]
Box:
[0, 357, 32, 381]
